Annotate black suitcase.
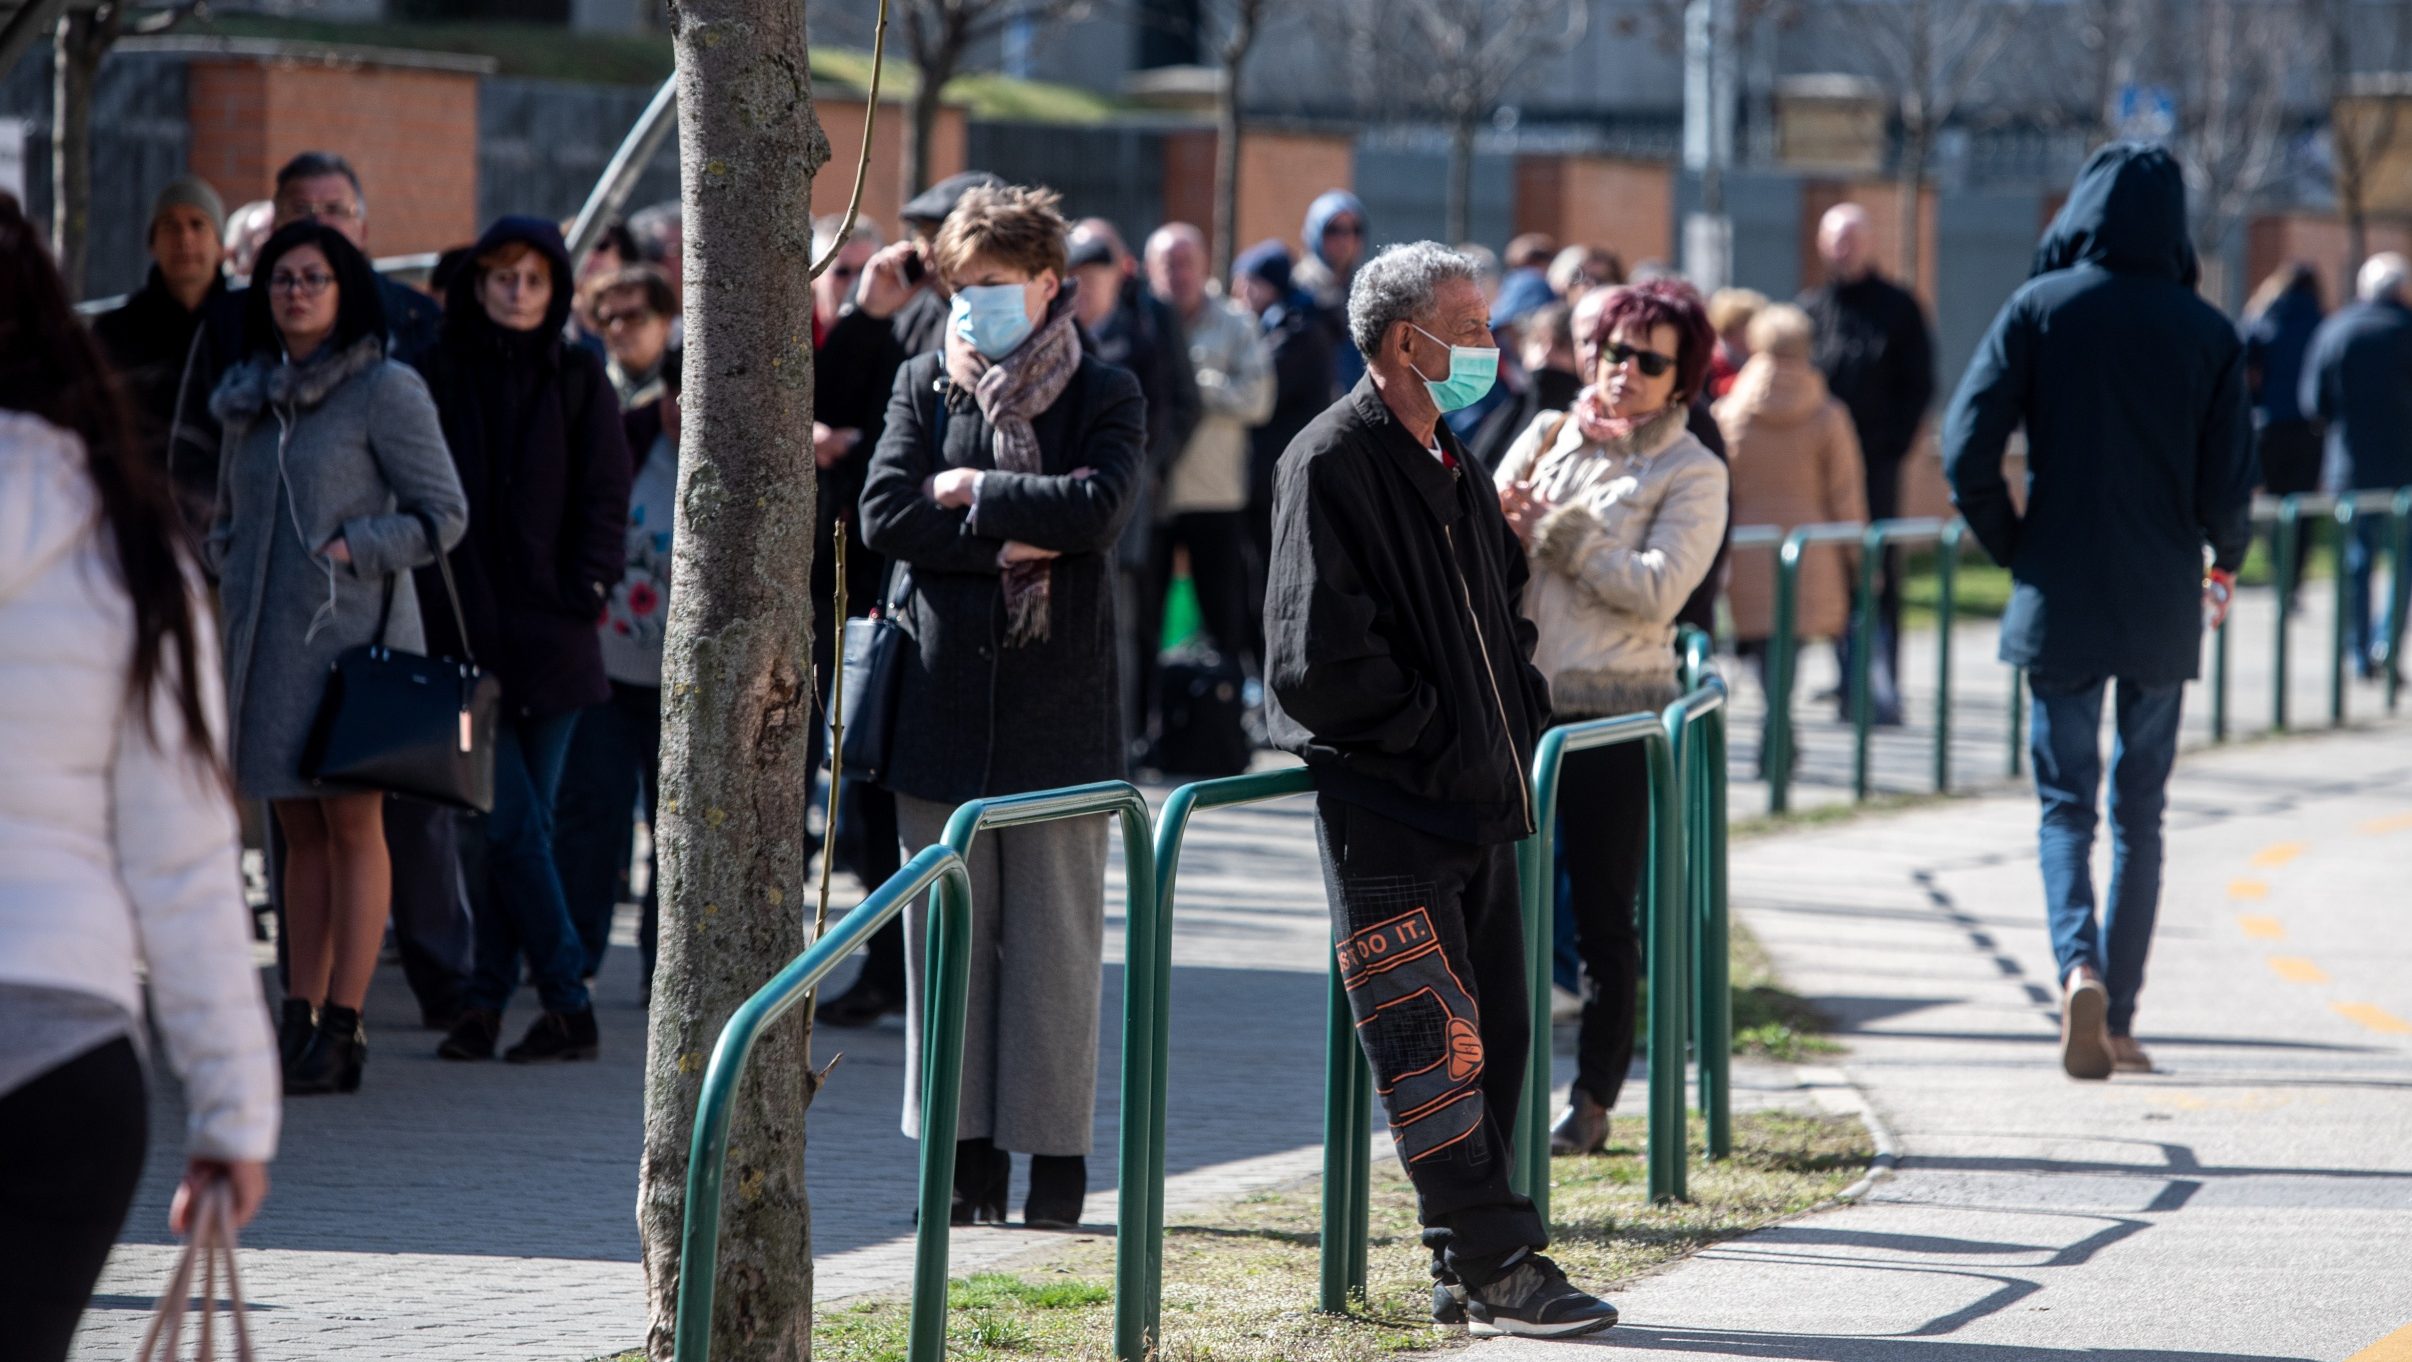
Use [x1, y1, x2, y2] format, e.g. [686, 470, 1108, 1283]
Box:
[1151, 645, 1252, 777]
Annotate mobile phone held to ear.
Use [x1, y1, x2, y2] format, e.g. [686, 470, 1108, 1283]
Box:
[901, 247, 927, 286]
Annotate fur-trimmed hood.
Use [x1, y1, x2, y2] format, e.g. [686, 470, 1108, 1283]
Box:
[209, 334, 386, 431]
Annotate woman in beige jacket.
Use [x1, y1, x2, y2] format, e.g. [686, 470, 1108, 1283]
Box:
[1712, 304, 1868, 767]
[1496, 279, 1728, 1156]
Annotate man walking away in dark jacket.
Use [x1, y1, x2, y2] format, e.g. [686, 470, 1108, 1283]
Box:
[1265, 241, 1618, 1339]
[94, 176, 243, 533]
[1944, 143, 2257, 1082]
[2302, 252, 2412, 679]
[1802, 202, 1934, 725]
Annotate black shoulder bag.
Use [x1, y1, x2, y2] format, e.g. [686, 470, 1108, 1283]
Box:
[836, 381, 947, 785]
[300, 513, 503, 811]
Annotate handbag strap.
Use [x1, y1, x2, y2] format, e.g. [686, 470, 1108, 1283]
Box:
[133, 1181, 255, 1362]
[410, 508, 478, 670]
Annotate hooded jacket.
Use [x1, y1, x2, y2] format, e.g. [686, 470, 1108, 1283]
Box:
[415, 216, 634, 720]
[1943, 143, 2257, 684]
[2246, 282, 2322, 429]
[2300, 296, 2412, 493]
[1292, 190, 1368, 394]
[1714, 353, 1867, 641]
[1265, 377, 1553, 846]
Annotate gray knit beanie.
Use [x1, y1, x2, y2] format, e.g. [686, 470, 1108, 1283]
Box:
[149, 175, 225, 240]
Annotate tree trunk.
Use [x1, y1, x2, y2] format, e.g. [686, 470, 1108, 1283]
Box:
[1211, 49, 1247, 280]
[637, 0, 829, 1358]
[905, 70, 941, 199]
[1446, 111, 1476, 248]
[51, 11, 101, 300]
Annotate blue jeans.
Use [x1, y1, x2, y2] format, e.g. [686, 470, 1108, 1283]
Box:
[2027, 670, 2184, 1035]
[464, 709, 590, 1015]
[2343, 515, 2405, 672]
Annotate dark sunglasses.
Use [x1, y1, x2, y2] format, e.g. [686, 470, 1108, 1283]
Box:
[1602, 341, 1675, 378]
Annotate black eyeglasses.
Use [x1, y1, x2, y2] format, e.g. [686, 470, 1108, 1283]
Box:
[268, 269, 335, 297]
[1603, 341, 1675, 378]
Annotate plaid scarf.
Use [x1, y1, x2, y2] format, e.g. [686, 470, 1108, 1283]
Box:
[945, 281, 1084, 645]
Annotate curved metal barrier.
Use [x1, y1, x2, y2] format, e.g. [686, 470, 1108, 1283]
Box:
[673, 842, 975, 1362]
[936, 783, 1159, 1361]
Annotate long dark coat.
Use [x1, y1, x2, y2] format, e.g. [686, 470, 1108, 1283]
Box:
[1943, 142, 2257, 684]
[414, 217, 633, 721]
[859, 350, 1146, 805]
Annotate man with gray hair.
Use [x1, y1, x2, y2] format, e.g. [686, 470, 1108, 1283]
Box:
[2304, 250, 2412, 678]
[1264, 242, 1619, 1337]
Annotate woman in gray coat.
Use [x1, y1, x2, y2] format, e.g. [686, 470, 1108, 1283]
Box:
[860, 185, 1143, 1229]
[208, 221, 466, 1098]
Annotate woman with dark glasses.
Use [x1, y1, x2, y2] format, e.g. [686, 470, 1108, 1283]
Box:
[1492, 278, 1728, 1156]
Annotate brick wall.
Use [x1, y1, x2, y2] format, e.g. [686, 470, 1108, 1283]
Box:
[187, 55, 480, 258]
[816, 95, 965, 235]
[1798, 178, 1940, 306]
[1160, 127, 1356, 258]
[2247, 213, 2412, 308]
[1513, 155, 1674, 266]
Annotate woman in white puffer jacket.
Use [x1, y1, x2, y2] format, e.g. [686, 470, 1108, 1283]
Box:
[0, 193, 277, 1362]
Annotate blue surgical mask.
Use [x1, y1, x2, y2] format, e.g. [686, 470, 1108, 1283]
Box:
[1409, 323, 1500, 413]
[951, 283, 1035, 358]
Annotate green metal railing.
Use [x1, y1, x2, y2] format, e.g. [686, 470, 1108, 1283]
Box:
[1130, 766, 1357, 1327]
[1761, 522, 1866, 814]
[1668, 679, 1734, 1162]
[672, 843, 975, 1362]
[1516, 705, 1691, 1206]
[936, 783, 1159, 1361]
[2219, 489, 2412, 742]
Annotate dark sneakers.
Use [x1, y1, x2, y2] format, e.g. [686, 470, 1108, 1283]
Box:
[505, 1008, 601, 1063]
[437, 1007, 502, 1061]
[1431, 1273, 1469, 1329]
[1462, 1252, 1619, 1338]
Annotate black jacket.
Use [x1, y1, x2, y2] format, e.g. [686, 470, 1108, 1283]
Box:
[415, 216, 634, 720]
[1802, 270, 1935, 470]
[860, 349, 1146, 804]
[379, 275, 444, 370]
[93, 268, 244, 530]
[1943, 142, 2257, 684]
[2301, 297, 2412, 492]
[1265, 377, 1552, 846]
[1248, 290, 1338, 514]
[816, 307, 908, 630]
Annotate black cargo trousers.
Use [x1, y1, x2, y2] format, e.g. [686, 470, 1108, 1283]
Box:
[1314, 791, 1547, 1287]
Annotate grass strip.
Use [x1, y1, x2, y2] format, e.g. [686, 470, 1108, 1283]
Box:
[798, 1106, 1868, 1361]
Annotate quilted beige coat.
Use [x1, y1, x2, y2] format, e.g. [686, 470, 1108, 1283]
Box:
[1713, 353, 1868, 641]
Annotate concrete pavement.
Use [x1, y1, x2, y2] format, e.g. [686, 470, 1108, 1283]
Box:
[1479, 724, 2412, 1361]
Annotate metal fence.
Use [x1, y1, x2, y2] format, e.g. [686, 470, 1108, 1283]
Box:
[674, 675, 1736, 1361]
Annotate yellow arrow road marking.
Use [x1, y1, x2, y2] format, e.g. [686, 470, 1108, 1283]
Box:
[2268, 956, 2329, 984]
[2249, 841, 2307, 869]
[2237, 915, 2284, 940]
[2347, 1321, 2412, 1361]
[2333, 1003, 2412, 1036]
[2229, 878, 2269, 900]
[2358, 812, 2412, 835]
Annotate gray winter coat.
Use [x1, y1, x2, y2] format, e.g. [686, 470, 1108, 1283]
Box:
[207, 336, 467, 799]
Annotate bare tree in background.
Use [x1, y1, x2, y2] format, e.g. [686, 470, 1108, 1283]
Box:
[2165, 0, 2294, 310]
[1850, 0, 2032, 289]
[1208, 0, 1271, 278]
[1321, 0, 1593, 245]
[895, 0, 1089, 196]
[2314, 0, 2412, 290]
[635, 0, 827, 1355]
[51, 1, 203, 298]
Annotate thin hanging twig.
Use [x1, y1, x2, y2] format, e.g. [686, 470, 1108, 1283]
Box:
[801, 521, 849, 1049]
[807, 0, 891, 280]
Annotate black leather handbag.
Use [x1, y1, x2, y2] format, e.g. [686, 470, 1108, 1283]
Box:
[836, 563, 911, 786]
[299, 518, 501, 811]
